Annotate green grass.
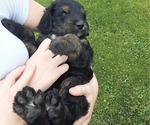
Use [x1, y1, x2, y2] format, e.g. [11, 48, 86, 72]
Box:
[37, 0, 150, 124]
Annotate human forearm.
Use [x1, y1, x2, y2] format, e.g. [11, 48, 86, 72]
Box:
[24, 0, 45, 31]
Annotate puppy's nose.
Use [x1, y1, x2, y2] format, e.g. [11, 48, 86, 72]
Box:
[76, 20, 84, 30]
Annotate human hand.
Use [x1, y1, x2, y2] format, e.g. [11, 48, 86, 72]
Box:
[26, 38, 69, 91]
[69, 74, 98, 125]
[0, 64, 36, 125]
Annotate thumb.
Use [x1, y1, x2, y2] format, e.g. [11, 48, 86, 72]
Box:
[69, 84, 90, 96]
[11, 63, 36, 93]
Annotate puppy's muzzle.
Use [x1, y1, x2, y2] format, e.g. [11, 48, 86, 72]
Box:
[75, 20, 89, 38]
[75, 20, 84, 30]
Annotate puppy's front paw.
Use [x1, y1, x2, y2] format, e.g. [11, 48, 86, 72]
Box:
[13, 86, 43, 123]
[50, 34, 81, 61]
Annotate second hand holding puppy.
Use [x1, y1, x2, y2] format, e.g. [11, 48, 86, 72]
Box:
[26, 38, 69, 91]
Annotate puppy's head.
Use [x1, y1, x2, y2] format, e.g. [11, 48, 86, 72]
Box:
[37, 0, 89, 38]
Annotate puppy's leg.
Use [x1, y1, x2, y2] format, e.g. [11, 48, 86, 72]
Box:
[1, 19, 37, 56]
[13, 87, 44, 124]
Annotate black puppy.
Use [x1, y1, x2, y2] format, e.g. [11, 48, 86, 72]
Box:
[2, 0, 93, 125]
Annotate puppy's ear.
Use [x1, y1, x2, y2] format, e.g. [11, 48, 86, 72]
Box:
[37, 6, 53, 34]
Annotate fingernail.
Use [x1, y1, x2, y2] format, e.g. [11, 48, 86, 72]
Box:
[44, 38, 51, 44]
[69, 87, 78, 95]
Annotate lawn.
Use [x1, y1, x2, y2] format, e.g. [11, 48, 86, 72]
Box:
[36, 0, 150, 125]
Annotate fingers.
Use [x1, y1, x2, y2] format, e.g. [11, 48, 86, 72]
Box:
[27, 39, 53, 64]
[70, 85, 93, 125]
[73, 115, 91, 125]
[2, 66, 26, 88]
[40, 39, 68, 63]
[45, 50, 55, 58]
[57, 63, 69, 76]
[53, 55, 68, 65]
[37, 38, 51, 52]
[70, 74, 99, 96]
[72, 74, 98, 125]
[69, 84, 91, 96]
[83, 117, 91, 125]
[11, 64, 36, 93]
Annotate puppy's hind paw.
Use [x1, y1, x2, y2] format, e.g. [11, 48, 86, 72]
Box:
[45, 89, 63, 120]
[13, 86, 43, 123]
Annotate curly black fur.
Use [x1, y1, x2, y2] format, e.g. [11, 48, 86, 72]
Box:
[1, 0, 93, 125]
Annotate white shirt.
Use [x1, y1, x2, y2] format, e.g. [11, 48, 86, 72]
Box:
[0, 0, 29, 79]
